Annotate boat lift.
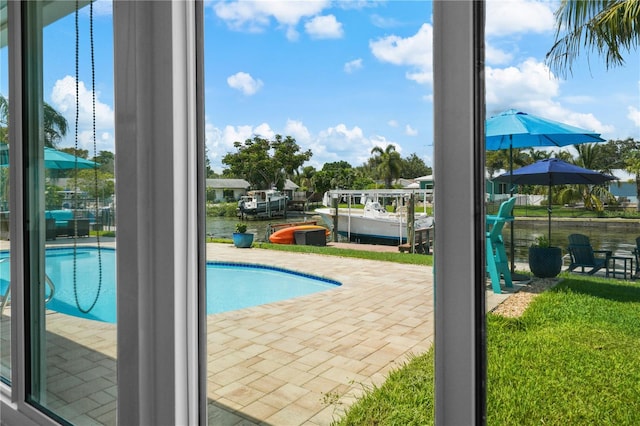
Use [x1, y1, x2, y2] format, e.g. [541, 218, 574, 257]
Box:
[323, 189, 434, 251]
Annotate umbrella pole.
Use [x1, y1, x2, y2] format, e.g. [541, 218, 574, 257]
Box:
[548, 183, 552, 244]
[509, 143, 515, 273]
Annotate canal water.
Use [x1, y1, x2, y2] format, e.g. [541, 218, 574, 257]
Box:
[206, 214, 326, 242]
[207, 215, 639, 265]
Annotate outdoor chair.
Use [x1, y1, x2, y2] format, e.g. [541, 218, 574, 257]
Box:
[633, 236, 640, 279]
[567, 233, 611, 276]
[486, 197, 516, 293]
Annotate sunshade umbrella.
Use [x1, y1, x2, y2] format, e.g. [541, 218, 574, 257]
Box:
[486, 109, 605, 273]
[43, 147, 98, 169]
[494, 158, 616, 243]
[0, 145, 98, 169]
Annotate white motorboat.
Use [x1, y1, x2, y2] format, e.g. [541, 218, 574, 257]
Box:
[315, 199, 434, 245]
[238, 189, 288, 218]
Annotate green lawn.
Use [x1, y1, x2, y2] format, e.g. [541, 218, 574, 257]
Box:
[333, 275, 640, 425]
[208, 239, 434, 266]
[510, 205, 640, 219]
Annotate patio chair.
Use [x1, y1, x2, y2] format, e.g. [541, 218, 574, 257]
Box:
[633, 236, 640, 279]
[567, 234, 611, 276]
[486, 197, 516, 293]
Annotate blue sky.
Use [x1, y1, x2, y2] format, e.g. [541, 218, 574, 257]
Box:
[2, 0, 639, 174]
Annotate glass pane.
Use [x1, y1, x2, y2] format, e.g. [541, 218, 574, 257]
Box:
[24, 2, 117, 423]
[0, 0, 10, 384]
[204, 2, 434, 423]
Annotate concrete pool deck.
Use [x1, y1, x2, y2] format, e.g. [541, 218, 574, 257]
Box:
[1, 241, 523, 425]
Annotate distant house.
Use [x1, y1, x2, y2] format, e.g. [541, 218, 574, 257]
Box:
[415, 175, 434, 191]
[205, 178, 250, 202]
[283, 178, 300, 200]
[609, 169, 638, 204]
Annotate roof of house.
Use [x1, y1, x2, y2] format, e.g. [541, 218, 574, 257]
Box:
[284, 179, 299, 190]
[206, 178, 250, 189]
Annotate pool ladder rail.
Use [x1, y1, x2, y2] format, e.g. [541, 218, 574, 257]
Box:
[0, 259, 56, 316]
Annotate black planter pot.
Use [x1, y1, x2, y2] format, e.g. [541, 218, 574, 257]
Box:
[528, 246, 562, 278]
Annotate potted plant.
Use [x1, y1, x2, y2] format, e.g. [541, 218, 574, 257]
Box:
[232, 223, 254, 248]
[528, 235, 562, 278]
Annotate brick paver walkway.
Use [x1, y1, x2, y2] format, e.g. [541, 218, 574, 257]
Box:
[2, 242, 517, 425]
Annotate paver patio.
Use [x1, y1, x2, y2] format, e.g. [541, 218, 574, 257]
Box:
[1, 241, 518, 425]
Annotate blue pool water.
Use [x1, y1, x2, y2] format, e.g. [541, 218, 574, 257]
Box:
[0, 247, 341, 323]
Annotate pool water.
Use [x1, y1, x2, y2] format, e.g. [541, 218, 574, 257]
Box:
[0, 248, 341, 323]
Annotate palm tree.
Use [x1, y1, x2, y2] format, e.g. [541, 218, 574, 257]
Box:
[370, 144, 402, 188]
[546, 0, 640, 76]
[44, 102, 68, 147]
[0, 94, 68, 147]
[563, 144, 617, 212]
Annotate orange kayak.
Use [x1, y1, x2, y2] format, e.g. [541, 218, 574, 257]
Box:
[268, 225, 330, 244]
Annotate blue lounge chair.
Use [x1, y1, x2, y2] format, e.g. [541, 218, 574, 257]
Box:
[567, 234, 611, 276]
[486, 197, 516, 293]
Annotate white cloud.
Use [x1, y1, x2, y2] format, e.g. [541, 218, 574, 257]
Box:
[370, 14, 400, 29]
[50, 75, 114, 153]
[405, 125, 418, 136]
[485, 0, 555, 37]
[310, 124, 371, 166]
[227, 72, 263, 95]
[213, 0, 329, 37]
[205, 119, 418, 172]
[486, 58, 615, 136]
[284, 119, 312, 144]
[485, 42, 514, 65]
[369, 23, 433, 85]
[344, 59, 363, 74]
[205, 122, 279, 172]
[253, 123, 275, 139]
[305, 15, 343, 39]
[627, 106, 640, 127]
[286, 27, 300, 41]
[387, 120, 398, 127]
[486, 58, 559, 111]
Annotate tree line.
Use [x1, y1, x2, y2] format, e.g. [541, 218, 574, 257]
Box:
[218, 134, 639, 212]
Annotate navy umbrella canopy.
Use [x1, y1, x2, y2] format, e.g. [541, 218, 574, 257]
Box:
[495, 158, 616, 242]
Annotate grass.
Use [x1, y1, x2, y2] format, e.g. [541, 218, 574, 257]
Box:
[509, 205, 640, 219]
[332, 275, 640, 425]
[207, 238, 433, 266]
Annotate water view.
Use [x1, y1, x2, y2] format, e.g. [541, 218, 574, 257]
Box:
[206, 215, 639, 265]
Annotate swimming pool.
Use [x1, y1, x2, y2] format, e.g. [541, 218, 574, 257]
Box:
[0, 247, 341, 323]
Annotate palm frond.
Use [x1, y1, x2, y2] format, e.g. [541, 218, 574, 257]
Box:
[546, 0, 640, 77]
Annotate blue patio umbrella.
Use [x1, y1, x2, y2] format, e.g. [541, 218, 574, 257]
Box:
[0, 145, 98, 169]
[486, 109, 606, 151]
[494, 158, 616, 243]
[486, 109, 606, 273]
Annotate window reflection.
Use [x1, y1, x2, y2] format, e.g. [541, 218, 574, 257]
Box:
[20, 2, 117, 423]
[0, 0, 10, 382]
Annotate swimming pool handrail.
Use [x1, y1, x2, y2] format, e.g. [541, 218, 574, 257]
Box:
[0, 260, 56, 316]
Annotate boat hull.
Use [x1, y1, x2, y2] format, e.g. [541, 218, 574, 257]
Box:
[315, 208, 433, 245]
[238, 190, 288, 218]
[239, 198, 287, 215]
